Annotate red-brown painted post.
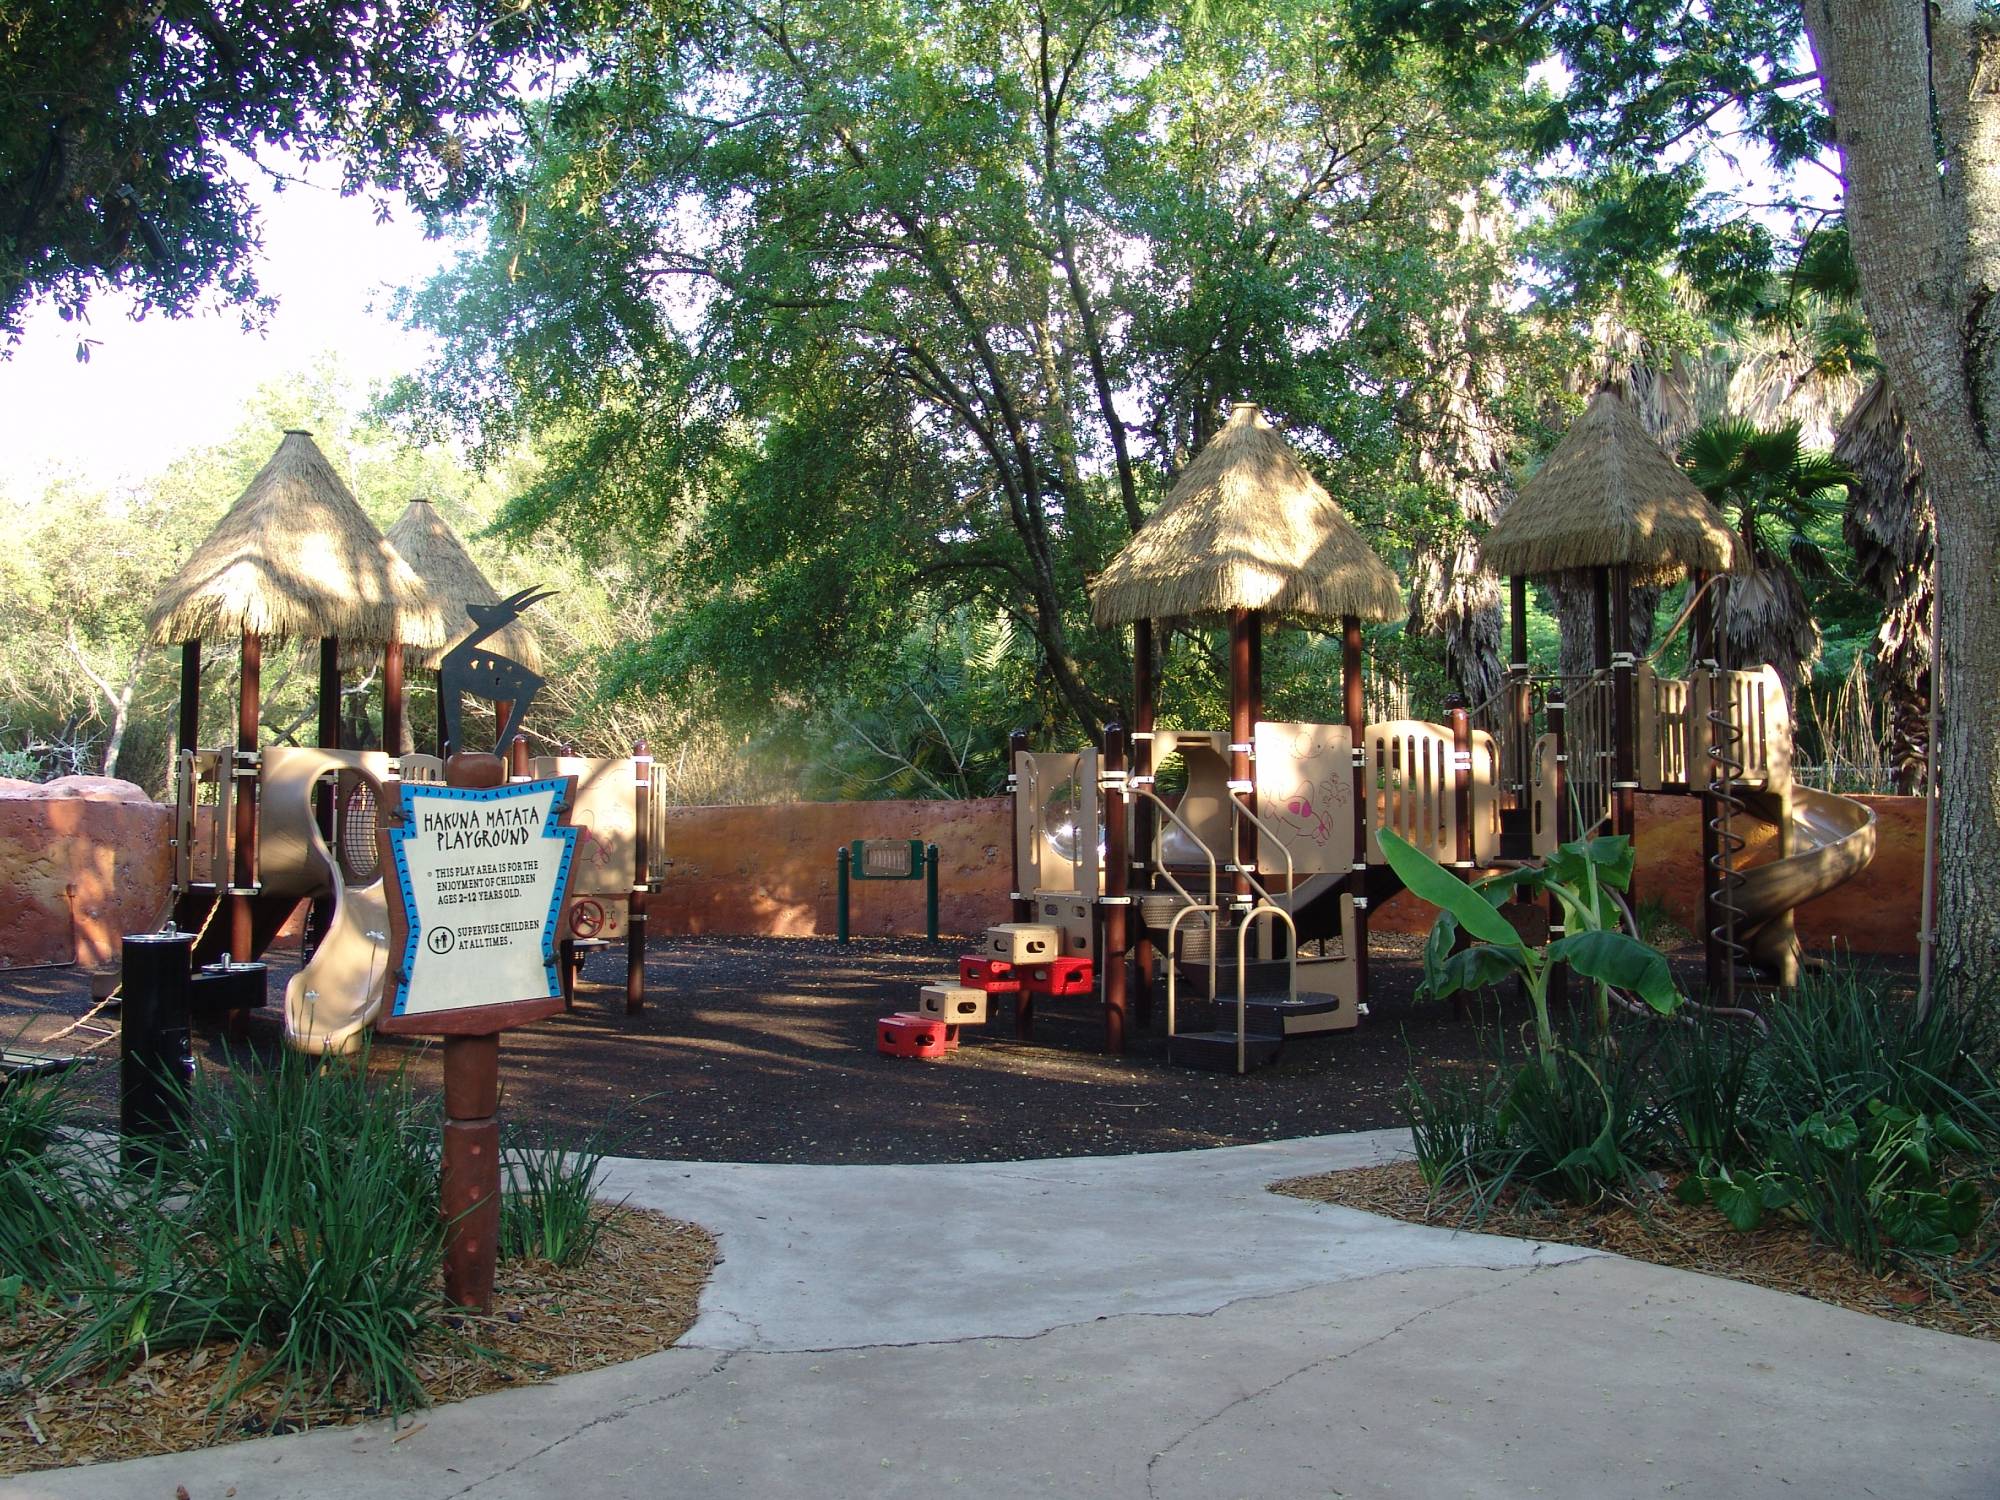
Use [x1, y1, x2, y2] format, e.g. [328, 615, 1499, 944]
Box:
[1690, 571, 1722, 987]
[1008, 728, 1032, 926]
[1591, 565, 1613, 835]
[383, 641, 405, 757]
[628, 742, 650, 1015]
[1130, 620, 1157, 1027]
[1343, 616, 1370, 1007]
[1449, 696, 1473, 873]
[1509, 575, 1530, 809]
[1228, 608, 1256, 912]
[310, 638, 342, 963]
[1101, 722, 1129, 1054]
[1008, 728, 1033, 1038]
[1548, 691, 1569, 1011]
[177, 641, 201, 761]
[1611, 564, 1639, 869]
[441, 1029, 501, 1311]
[230, 632, 261, 961]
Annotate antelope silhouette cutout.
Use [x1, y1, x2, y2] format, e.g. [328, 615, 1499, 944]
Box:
[439, 586, 556, 756]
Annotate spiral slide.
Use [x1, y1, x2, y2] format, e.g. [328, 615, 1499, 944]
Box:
[1733, 785, 1879, 981]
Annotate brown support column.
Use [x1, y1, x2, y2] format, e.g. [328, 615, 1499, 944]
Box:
[1102, 722, 1129, 1055]
[1228, 608, 1255, 911]
[1131, 621, 1157, 1027]
[1509, 576, 1530, 809]
[493, 699, 513, 758]
[1691, 571, 1722, 988]
[1611, 564, 1638, 864]
[509, 733, 531, 780]
[1449, 696, 1473, 872]
[317, 638, 342, 749]
[383, 641, 405, 758]
[177, 641, 202, 761]
[628, 742, 649, 1015]
[230, 632, 261, 961]
[310, 638, 341, 964]
[440, 1031, 502, 1311]
[1008, 728, 1032, 1038]
[435, 669, 449, 756]
[1548, 690, 1569, 1011]
[1343, 616, 1370, 1009]
[1591, 566, 1612, 836]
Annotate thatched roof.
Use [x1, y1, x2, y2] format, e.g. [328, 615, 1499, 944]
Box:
[147, 432, 450, 648]
[1480, 387, 1744, 583]
[385, 498, 544, 672]
[1091, 403, 1403, 628]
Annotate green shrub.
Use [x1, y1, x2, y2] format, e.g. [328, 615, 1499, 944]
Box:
[501, 1134, 612, 1267]
[1653, 1012, 1767, 1171]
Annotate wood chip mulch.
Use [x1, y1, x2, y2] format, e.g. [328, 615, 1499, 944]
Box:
[1273, 1161, 2000, 1343]
[0, 1206, 716, 1477]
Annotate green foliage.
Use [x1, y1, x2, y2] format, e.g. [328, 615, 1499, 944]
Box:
[0, 1, 599, 345]
[500, 1136, 612, 1269]
[1382, 824, 1681, 1074]
[387, 0, 1540, 743]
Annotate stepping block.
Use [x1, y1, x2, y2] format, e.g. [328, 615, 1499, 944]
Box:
[985, 923, 1061, 964]
[1021, 957, 1094, 999]
[876, 1013, 959, 1059]
[918, 982, 989, 1026]
[959, 955, 1021, 993]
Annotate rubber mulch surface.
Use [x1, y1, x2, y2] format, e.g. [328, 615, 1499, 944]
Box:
[0, 932, 1524, 1162]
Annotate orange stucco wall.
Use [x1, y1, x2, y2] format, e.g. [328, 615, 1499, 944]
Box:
[0, 778, 172, 969]
[0, 786, 1927, 967]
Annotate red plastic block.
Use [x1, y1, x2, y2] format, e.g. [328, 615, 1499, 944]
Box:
[1021, 957, 1095, 998]
[959, 955, 1022, 993]
[876, 1013, 960, 1059]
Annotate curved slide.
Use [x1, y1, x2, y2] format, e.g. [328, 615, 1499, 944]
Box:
[1734, 785, 1878, 980]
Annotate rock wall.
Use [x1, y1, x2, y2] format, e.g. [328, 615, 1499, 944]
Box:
[0, 778, 172, 970]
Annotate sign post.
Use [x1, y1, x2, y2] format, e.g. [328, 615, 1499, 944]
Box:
[376, 749, 579, 1311]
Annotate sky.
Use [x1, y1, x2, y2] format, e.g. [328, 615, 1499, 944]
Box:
[0, 163, 461, 496]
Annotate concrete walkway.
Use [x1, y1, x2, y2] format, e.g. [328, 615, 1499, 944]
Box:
[8, 1130, 1998, 1499]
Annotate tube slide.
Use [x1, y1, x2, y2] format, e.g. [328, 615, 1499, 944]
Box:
[1735, 786, 1878, 978]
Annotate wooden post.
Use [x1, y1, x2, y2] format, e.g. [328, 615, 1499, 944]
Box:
[1130, 620, 1157, 1027]
[1101, 723, 1129, 1054]
[310, 638, 341, 964]
[1509, 576, 1530, 809]
[1548, 691, 1569, 1011]
[1449, 696, 1473, 872]
[435, 668, 449, 757]
[440, 1026, 501, 1314]
[177, 641, 201, 761]
[1611, 563, 1638, 855]
[1228, 608, 1256, 912]
[628, 742, 649, 1015]
[1691, 571, 1723, 989]
[1343, 616, 1370, 1007]
[1008, 728, 1032, 926]
[230, 632, 261, 961]
[383, 641, 405, 757]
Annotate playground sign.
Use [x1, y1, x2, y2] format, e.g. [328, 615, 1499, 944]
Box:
[377, 773, 579, 1036]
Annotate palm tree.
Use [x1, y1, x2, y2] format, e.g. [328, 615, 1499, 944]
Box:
[1679, 418, 1854, 705]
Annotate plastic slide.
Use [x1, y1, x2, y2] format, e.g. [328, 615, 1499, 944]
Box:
[1733, 785, 1878, 978]
[284, 878, 389, 1055]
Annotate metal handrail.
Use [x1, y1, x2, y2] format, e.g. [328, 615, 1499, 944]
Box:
[1131, 786, 1220, 1002]
[1234, 905, 1299, 1074]
[1163, 901, 1220, 1044]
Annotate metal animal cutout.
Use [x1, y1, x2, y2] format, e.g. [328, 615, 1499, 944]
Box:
[439, 587, 555, 756]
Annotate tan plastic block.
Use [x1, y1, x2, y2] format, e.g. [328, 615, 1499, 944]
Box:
[918, 983, 989, 1025]
[1036, 893, 1096, 957]
[985, 923, 1062, 963]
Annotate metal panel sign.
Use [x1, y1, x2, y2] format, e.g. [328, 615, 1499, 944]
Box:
[377, 776, 578, 1033]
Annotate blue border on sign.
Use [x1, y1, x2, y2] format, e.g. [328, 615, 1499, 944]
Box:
[387, 777, 579, 1016]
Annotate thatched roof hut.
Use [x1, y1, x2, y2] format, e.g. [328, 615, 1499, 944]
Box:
[1091, 403, 1402, 628]
[385, 498, 544, 673]
[1480, 387, 1743, 583]
[146, 431, 449, 649]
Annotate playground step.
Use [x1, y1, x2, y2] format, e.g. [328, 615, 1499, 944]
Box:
[1167, 1028, 1284, 1073]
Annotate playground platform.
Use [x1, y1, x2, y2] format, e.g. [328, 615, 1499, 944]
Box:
[11, 1129, 1995, 1500]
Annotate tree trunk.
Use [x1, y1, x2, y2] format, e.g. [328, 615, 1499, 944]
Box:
[1802, 0, 2000, 997]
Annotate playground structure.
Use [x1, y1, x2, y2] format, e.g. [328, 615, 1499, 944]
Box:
[900, 394, 1878, 1072]
[113, 433, 670, 1055]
